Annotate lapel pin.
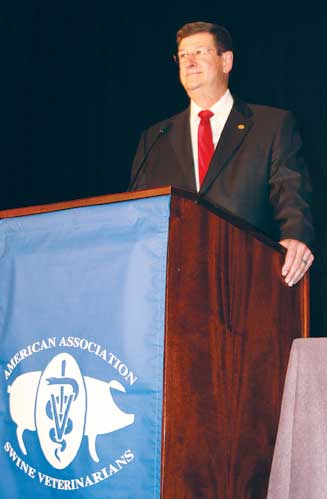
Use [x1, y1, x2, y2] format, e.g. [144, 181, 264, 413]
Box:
[237, 124, 245, 130]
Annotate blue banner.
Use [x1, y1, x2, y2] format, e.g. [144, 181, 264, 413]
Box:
[0, 195, 170, 498]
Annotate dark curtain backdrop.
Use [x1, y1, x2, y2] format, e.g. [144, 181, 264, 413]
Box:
[1, 2, 326, 336]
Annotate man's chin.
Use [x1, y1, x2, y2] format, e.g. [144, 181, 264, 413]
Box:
[184, 80, 202, 92]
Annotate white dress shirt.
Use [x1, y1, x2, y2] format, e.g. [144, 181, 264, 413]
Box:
[190, 89, 234, 191]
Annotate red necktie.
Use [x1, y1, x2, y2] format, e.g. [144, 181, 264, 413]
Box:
[198, 110, 214, 186]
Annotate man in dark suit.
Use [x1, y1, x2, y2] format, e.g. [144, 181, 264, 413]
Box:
[130, 21, 314, 286]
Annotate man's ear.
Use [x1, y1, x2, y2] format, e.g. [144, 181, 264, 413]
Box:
[222, 51, 233, 74]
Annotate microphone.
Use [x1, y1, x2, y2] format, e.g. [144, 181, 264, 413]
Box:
[128, 124, 171, 191]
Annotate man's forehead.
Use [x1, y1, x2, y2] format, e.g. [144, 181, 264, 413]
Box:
[178, 32, 215, 50]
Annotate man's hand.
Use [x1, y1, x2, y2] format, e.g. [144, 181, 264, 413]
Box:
[280, 239, 314, 286]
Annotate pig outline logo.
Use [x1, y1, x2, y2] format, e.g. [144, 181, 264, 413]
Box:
[7, 352, 135, 469]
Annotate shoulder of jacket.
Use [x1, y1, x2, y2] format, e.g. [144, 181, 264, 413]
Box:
[233, 96, 292, 119]
[246, 102, 293, 119]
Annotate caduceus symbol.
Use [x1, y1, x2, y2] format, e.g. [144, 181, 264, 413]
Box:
[45, 360, 79, 461]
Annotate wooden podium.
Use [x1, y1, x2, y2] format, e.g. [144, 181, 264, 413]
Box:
[0, 187, 309, 499]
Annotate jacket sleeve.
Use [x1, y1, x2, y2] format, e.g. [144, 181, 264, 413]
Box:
[268, 111, 314, 247]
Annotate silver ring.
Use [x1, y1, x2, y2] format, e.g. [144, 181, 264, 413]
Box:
[302, 258, 308, 265]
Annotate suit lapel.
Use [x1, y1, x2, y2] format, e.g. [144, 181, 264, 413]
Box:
[200, 100, 254, 193]
[169, 108, 196, 189]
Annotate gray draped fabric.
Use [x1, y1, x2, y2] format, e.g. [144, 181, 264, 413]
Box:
[268, 339, 327, 498]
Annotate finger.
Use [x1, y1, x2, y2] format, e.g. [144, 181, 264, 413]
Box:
[283, 243, 307, 285]
[291, 253, 314, 285]
[279, 239, 314, 285]
[280, 241, 297, 277]
[288, 264, 306, 286]
[280, 239, 298, 277]
[286, 252, 314, 286]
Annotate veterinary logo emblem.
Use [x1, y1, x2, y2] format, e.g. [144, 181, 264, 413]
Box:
[8, 353, 135, 469]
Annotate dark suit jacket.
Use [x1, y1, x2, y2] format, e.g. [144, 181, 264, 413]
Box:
[130, 99, 314, 246]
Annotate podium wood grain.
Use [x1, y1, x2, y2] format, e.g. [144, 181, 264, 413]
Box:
[162, 194, 308, 499]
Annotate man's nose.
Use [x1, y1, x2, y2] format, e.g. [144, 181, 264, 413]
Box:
[186, 52, 197, 62]
[184, 53, 198, 66]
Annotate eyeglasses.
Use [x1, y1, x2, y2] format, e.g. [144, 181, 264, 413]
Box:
[173, 47, 220, 65]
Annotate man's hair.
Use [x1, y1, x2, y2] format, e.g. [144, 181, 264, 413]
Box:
[176, 22, 233, 53]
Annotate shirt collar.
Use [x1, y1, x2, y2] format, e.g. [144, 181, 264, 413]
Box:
[190, 89, 234, 122]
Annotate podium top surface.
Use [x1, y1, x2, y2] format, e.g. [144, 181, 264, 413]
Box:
[0, 186, 283, 252]
[0, 187, 173, 219]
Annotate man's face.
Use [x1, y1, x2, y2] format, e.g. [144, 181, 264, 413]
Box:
[177, 32, 232, 101]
